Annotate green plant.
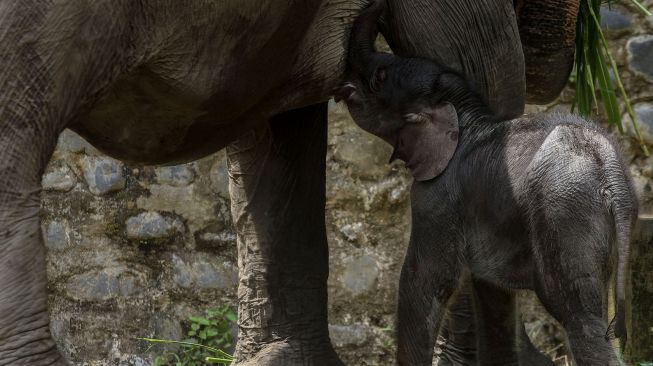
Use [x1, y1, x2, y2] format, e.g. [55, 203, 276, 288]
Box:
[573, 0, 651, 154]
[140, 305, 237, 365]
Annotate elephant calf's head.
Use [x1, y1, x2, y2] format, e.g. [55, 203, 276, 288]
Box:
[337, 0, 460, 181]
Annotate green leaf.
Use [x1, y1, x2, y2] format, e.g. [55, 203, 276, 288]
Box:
[206, 356, 234, 364]
[593, 47, 620, 127]
[190, 316, 210, 326]
[573, 0, 649, 155]
[225, 310, 237, 323]
[629, 0, 651, 16]
[207, 329, 219, 337]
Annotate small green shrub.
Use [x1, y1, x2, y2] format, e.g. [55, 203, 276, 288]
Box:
[141, 305, 237, 365]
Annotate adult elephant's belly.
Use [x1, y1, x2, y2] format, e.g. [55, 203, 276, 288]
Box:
[69, 66, 259, 165]
[68, 0, 353, 165]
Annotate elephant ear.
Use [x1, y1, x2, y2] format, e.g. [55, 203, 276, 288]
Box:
[390, 102, 459, 181]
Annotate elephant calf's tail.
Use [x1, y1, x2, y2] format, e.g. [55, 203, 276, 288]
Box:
[605, 171, 637, 351]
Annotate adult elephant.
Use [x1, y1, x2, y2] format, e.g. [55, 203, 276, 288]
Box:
[0, 0, 578, 365]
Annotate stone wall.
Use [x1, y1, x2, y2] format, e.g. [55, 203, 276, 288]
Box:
[42, 3, 653, 365]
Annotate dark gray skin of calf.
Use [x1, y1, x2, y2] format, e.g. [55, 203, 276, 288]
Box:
[341, 3, 637, 365]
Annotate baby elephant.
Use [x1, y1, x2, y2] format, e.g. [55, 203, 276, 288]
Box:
[339, 2, 637, 366]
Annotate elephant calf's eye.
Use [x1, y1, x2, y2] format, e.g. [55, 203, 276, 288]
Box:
[404, 112, 430, 124]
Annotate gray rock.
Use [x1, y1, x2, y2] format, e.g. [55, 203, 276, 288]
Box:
[642, 155, 653, 179]
[194, 261, 238, 289]
[156, 165, 195, 187]
[341, 254, 379, 296]
[210, 155, 230, 198]
[82, 156, 125, 195]
[625, 103, 653, 145]
[49, 317, 66, 341]
[136, 183, 217, 232]
[632, 172, 650, 204]
[125, 212, 183, 240]
[198, 231, 237, 246]
[627, 35, 653, 83]
[600, 7, 632, 34]
[171, 254, 193, 288]
[333, 129, 393, 178]
[66, 268, 143, 301]
[56, 129, 100, 155]
[122, 356, 151, 366]
[340, 222, 364, 242]
[646, 15, 653, 32]
[150, 315, 182, 343]
[43, 221, 70, 250]
[172, 255, 238, 290]
[329, 324, 369, 348]
[42, 164, 76, 192]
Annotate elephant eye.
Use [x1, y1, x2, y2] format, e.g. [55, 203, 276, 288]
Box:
[404, 112, 430, 124]
[369, 67, 386, 93]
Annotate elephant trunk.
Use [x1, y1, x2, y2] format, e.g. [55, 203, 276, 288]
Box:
[517, 0, 581, 104]
[348, 0, 384, 76]
[379, 0, 526, 118]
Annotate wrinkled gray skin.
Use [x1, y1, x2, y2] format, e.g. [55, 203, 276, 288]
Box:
[0, 0, 572, 364]
[341, 4, 637, 365]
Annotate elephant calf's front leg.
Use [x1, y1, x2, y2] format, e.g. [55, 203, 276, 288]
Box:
[226, 103, 343, 366]
[397, 210, 462, 366]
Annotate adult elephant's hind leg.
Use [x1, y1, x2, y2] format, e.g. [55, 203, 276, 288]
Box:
[227, 103, 343, 366]
[0, 123, 64, 364]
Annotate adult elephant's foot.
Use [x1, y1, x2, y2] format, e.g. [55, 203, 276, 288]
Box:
[227, 103, 343, 366]
[0, 335, 67, 366]
[0, 317, 67, 366]
[233, 338, 343, 366]
[230, 262, 341, 366]
[0, 199, 68, 366]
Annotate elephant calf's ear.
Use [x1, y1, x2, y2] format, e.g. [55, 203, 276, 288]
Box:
[391, 103, 459, 181]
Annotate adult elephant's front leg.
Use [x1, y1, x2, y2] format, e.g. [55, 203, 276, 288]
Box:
[227, 103, 343, 366]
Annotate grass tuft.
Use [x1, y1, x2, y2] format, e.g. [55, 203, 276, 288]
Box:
[573, 0, 650, 155]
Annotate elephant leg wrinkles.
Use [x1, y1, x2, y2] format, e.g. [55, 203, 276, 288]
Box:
[0, 126, 65, 364]
[226, 103, 342, 366]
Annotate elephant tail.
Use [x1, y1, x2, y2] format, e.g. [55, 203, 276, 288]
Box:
[348, 0, 385, 74]
[605, 167, 637, 351]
